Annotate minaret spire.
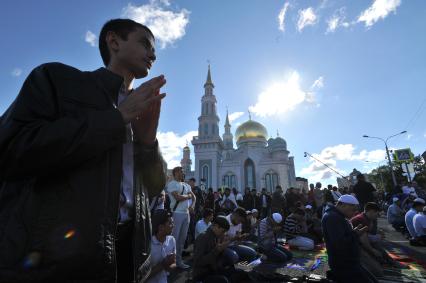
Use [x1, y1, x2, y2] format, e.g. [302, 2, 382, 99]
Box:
[225, 107, 230, 127]
[204, 63, 214, 88]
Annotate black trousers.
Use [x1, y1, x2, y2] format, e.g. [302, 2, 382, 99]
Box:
[116, 222, 134, 283]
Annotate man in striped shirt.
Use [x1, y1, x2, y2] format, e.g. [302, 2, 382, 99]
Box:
[283, 208, 314, 250]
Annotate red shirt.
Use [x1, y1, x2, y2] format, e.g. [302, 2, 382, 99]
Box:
[350, 212, 370, 230]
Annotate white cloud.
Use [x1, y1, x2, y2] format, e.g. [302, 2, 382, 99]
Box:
[249, 71, 323, 117]
[122, 0, 190, 49]
[311, 76, 324, 89]
[326, 8, 350, 33]
[11, 68, 22, 77]
[300, 144, 386, 181]
[157, 130, 197, 168]
[297, 7, 318, 32]
[85, 30, 97, 47]
[278, 2, 290, 32]
[228, 111, 244, 123]
[358, 0, 401, 27]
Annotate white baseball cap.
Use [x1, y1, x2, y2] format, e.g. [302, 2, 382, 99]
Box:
[272, 213, 283, 223]
[305, 205, 313, 210]
[392, 197, 399, 202]
[251, 209, 258, 214]
[338, 194, 359, 205]
[414, 198, 425, 204]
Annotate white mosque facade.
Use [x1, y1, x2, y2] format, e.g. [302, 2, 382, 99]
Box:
[180, 66, 297, 193]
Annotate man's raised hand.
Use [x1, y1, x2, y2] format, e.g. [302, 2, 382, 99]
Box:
[117, 75, 166, 124]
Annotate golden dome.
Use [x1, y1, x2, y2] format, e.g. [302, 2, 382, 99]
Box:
[235, 120, 268, 143]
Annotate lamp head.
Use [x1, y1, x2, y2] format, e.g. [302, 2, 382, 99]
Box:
[362, 135, 369, 138]
[401, 131, 407, 134]
[304, 152, 307, 158]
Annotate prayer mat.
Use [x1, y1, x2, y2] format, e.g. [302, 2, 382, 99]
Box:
[378, 241, 426, 283]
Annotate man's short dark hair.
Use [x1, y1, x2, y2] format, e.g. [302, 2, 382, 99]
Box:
[213, 216, 230, 231]
[99, 19, 154, 66]
[364, 202, 379, 212]
[203, 208, 214, 218]
[357, 173, 364, 180]
[151, 209, 171, 234]
[294, 208, 306, 216]
[189, 177, 196, 182]
[172, 166, 182, 177]
[233, 207, 247, 218]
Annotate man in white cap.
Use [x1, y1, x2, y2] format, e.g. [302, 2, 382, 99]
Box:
[413, 206, 426, 246]
[258, 213, 293, 263]
[387, 197, 405, 231]
[322, 195, 375, 283]
[405, 198, 425, 244]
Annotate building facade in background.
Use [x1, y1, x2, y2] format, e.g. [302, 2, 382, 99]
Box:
[181, 66, 297, 193]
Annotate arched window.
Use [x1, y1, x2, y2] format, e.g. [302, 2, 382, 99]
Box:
[202, 165, 209, 188]
[244, 159, 256, 189]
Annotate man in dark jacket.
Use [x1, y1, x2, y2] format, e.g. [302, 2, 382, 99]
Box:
[0, 19, 166, 282]
[271, 185, 286, 216]
[322, 195, 375, 283]
[193, 216, 230, 282]
[353, 174, 376, 210]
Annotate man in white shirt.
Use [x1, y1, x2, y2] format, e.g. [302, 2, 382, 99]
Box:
[166, 167, 196, 269]
[413, 206, 426, 246]
[224, 207, 257, 263]
[148, 210, 176, 283]
[195, 208, 214, 239]
[405, 198, 425, 242]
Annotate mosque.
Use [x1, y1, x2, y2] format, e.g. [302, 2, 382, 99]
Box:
[180, 66, 297, 193]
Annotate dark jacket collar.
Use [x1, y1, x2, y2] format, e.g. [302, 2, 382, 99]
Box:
[91, 67, 124, 104]
[325, 204, 346, 219]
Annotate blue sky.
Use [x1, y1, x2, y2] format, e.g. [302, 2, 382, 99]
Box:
[1, 0, 425, 186]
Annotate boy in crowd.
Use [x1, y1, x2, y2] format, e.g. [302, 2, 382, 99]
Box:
[405, 198, 425, 245]
[195, 208, 214, 239]
[148, 210, 176, 283]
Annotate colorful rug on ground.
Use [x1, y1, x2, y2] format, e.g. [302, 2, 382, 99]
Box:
[380, 242, 426, 283]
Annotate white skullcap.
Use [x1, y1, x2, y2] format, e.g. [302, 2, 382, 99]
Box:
[392, 197, 399, 202]
[251, 209, 258, 214]
[246, 210, 252, 215]
[338, 194, 359, 205]
[305, 205, 313, 210]
[414, 198, 425, 204]
[236, 194, 243, 201]
[272, 213, 283, 223]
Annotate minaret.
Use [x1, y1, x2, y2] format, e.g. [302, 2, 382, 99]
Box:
[180, 142, 192, 176]
[197, 65, 220, 139]
[192, 64, 224, 189]
[223, 108, 234, 149]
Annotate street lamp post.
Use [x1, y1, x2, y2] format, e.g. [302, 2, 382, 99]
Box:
[304, 151, 350, 186]
[362, 131, 407, 188]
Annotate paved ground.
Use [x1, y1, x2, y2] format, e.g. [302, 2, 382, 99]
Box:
[168, 217, 426, 283]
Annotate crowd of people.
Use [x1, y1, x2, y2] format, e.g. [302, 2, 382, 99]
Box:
[0, 16, 424, 283]
[146, 167, 425, 283]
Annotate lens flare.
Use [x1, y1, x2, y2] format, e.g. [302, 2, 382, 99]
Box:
[64, 229, 75, 239]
